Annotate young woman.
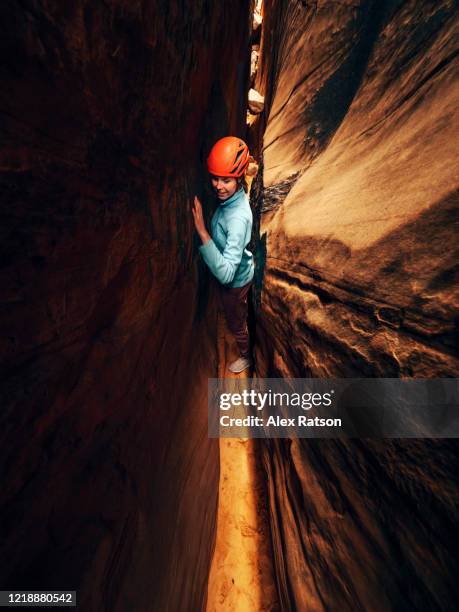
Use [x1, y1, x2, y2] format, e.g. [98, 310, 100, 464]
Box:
[192, 136, 255, 373]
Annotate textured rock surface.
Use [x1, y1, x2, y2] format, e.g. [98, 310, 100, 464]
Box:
[2, 0, 458, 609]
[261, 437, 458, 611]
[0, 1, 251, 610]
[249, 88, 265, 114]
[252, 0, 459, 609]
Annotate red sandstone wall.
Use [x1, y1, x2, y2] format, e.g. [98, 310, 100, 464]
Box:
[0, 2, 252, 610]
[251, 1, 459, 609]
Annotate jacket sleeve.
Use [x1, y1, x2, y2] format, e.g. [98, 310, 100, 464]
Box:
[199, 217, 247, 285]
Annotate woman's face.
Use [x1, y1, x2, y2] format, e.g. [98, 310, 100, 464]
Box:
[211, 175, 239, 201]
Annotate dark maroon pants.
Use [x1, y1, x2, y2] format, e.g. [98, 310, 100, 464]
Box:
[217, 280, 252, 358]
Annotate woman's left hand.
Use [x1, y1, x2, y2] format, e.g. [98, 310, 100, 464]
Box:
[192, 196, 210, 243]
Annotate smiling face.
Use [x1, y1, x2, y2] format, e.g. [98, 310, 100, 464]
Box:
[211, 175, 239, 201]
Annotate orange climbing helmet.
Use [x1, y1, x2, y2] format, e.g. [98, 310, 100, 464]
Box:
[206, 136, 250, 178]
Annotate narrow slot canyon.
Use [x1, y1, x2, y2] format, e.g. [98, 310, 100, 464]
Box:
[1, 1, 458, 611]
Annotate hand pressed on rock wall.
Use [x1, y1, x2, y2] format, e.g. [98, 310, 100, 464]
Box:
[192, 196, 211, 245]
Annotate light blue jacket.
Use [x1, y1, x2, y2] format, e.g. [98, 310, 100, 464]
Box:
[199, 187, 254, 287]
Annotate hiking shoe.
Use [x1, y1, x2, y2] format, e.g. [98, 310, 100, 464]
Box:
[228, 356, 253, 373]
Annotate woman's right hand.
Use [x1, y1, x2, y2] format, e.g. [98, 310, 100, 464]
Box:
[192, 196, 211, 245]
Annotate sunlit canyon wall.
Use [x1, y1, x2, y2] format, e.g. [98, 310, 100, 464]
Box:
[251, 1, 459, 610]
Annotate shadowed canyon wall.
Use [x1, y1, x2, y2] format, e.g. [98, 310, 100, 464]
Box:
[0, 2, 252, 610]
[251, 0, 458, 610]
[1, 1, 458, 610]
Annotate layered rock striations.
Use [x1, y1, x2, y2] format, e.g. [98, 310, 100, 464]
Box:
[252, 1, 459, 609]
[0, 2, 251, 610]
